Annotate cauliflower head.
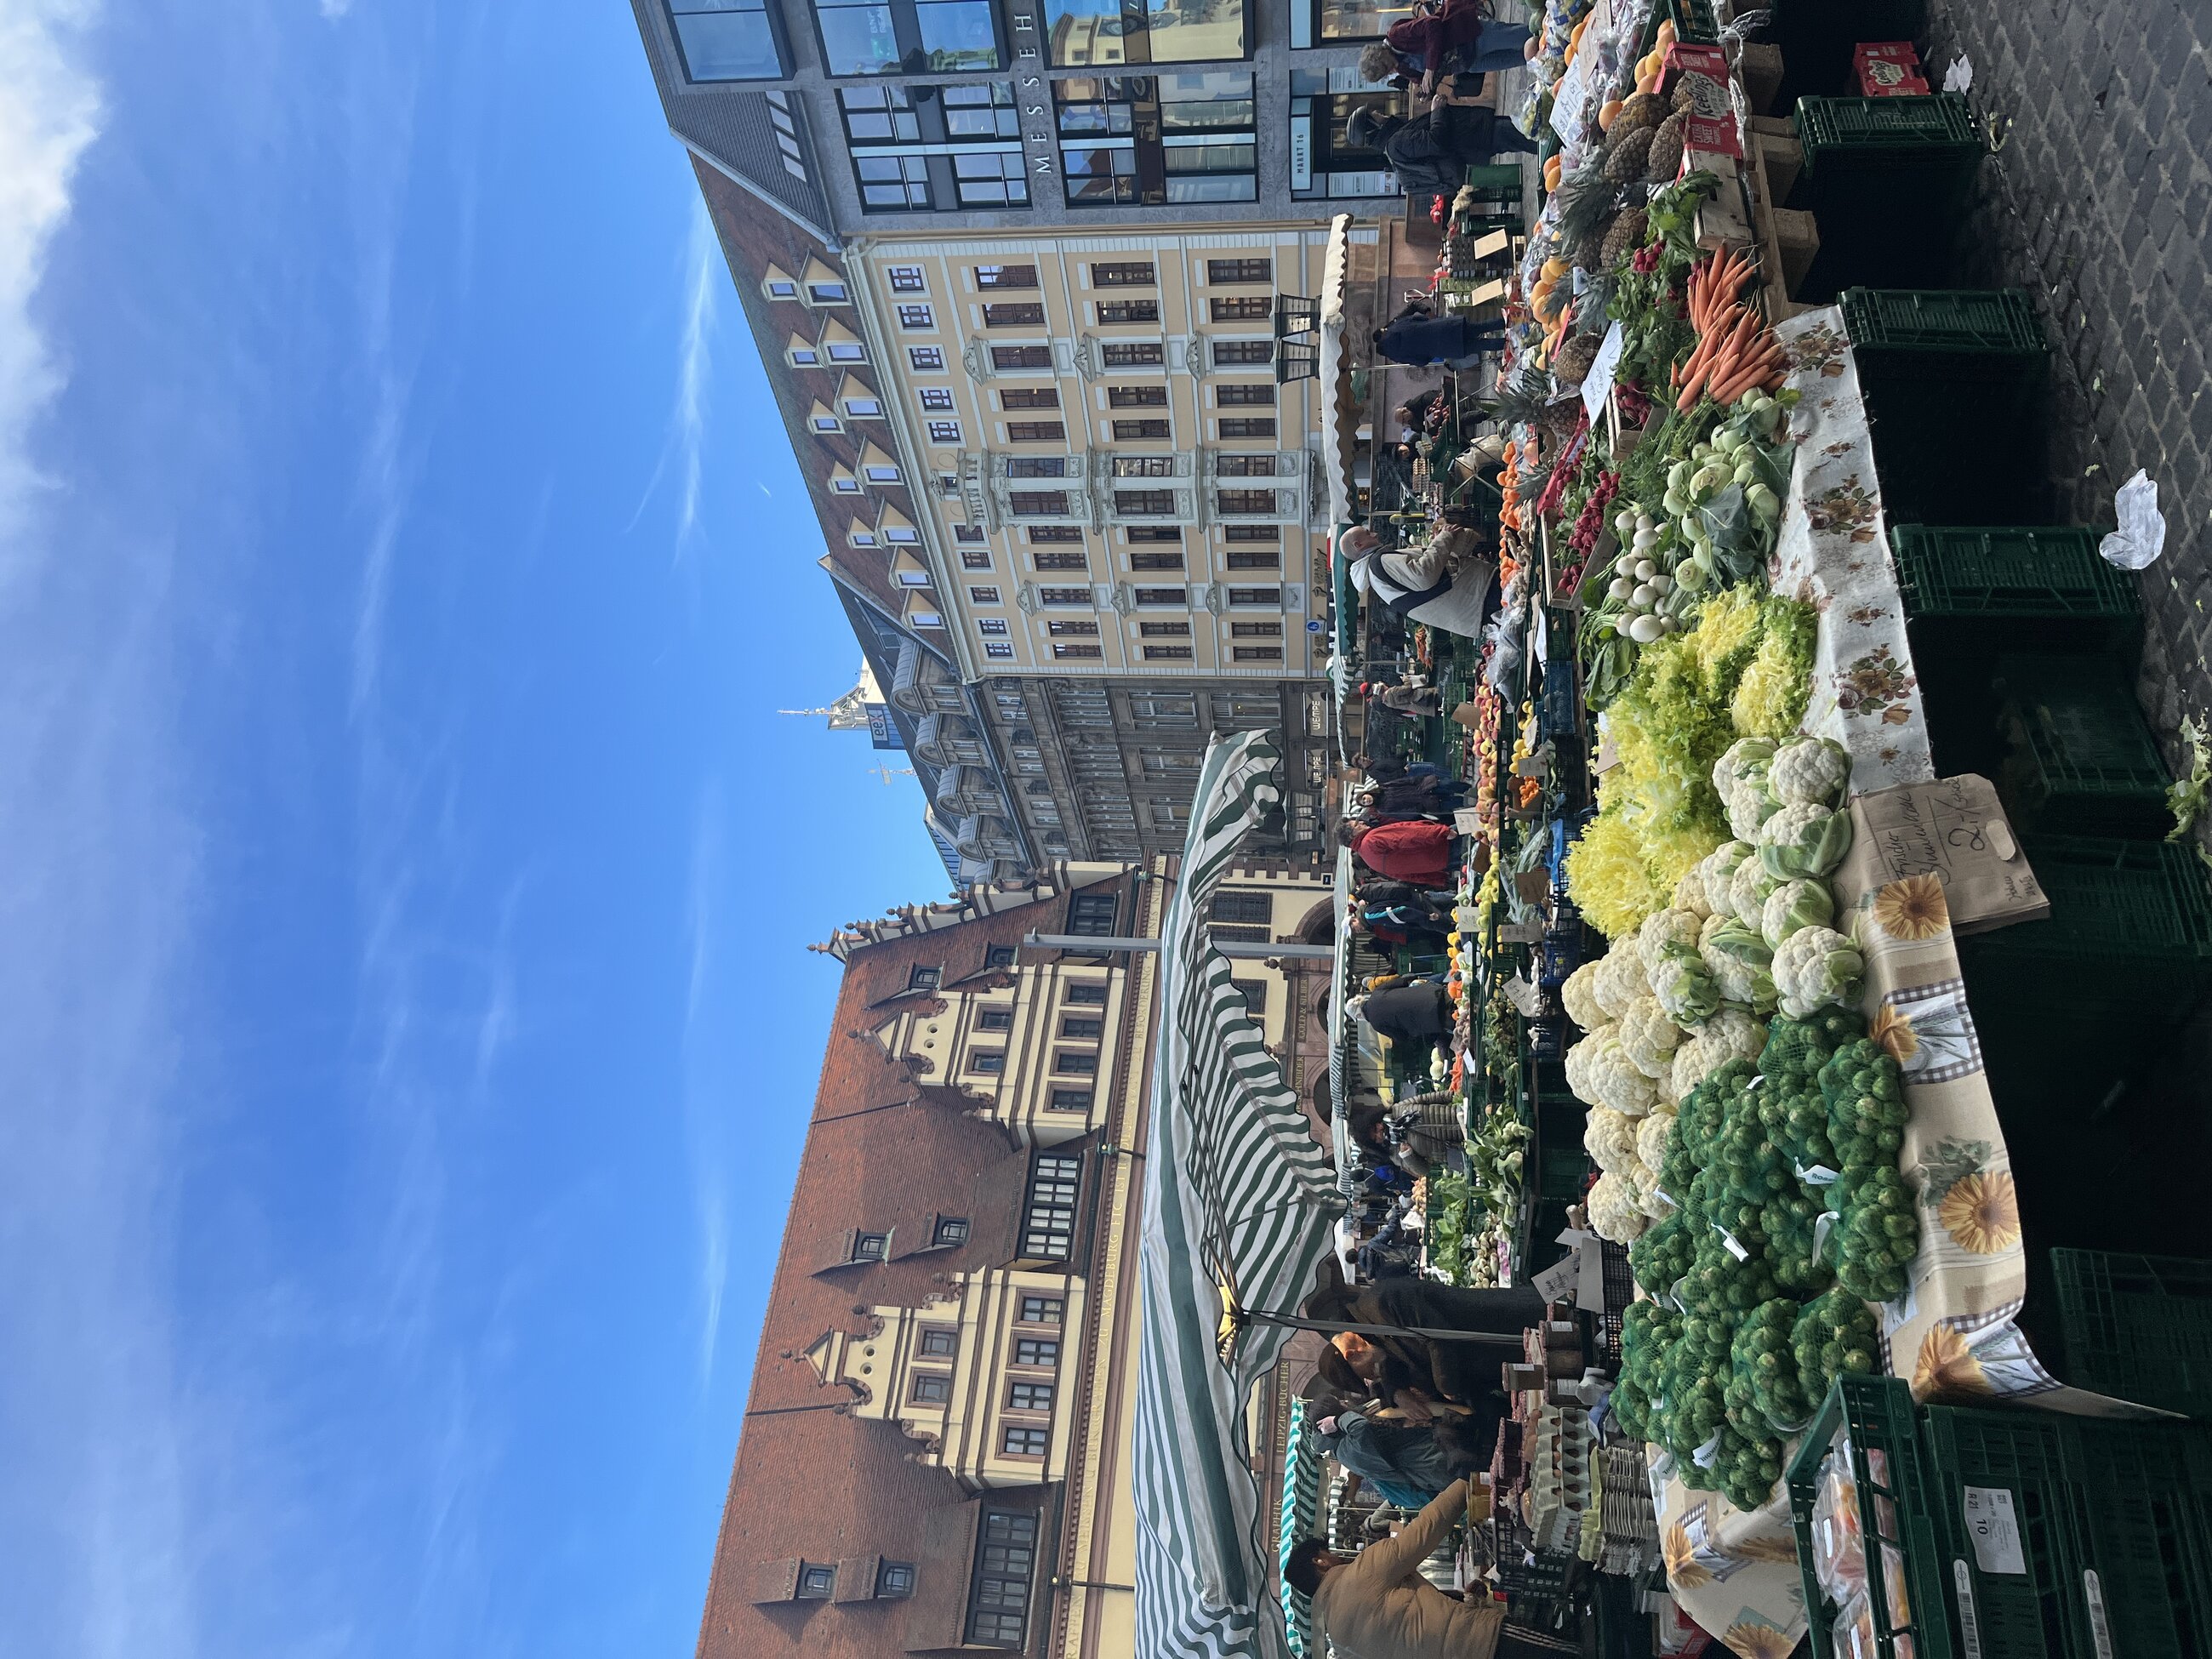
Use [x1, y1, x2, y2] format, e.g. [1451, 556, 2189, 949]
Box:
[1588, 1034, 1660, 1116]
[1699, 910, 1777, 1011]
[1771, 924, 1866, 1019]
[1637, 907, 1705, 977]
[1564, 1023, 1616, 1106]
[1759, 801, 1854, 881]
[1618, 994, 1685, 1079]
[1725, 774, 1784, 842]
[1583, 1105, 1642, 1176]
[1592, 941, 1650, 1020]
[1561, 958, 1608, 1032]
[1712, 736, 1778, 799]
[1760, 877, 1836, 949]
[1770, 735, 1852, 807]
[1671, 1006, 1769, 1098]
[1636, 1108, 1679, 1175]
[1588, 1171, 1651, 1243]
[1673, 863, 1713, 920]
[1696, 841, 1753, 909]
[1729, 854, 1780, 926]
[1650, 945, 1723, 1029]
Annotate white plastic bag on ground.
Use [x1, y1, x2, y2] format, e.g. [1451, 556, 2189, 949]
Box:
[2100, 469, 2168, 570]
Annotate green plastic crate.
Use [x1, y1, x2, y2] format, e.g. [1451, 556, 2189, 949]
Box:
[1843, 288, 2049, 376]
[2057, 1416, 2212, 1656]
[1797, 94, 1981, 174]
[1890, 526, 2139, 653]
[1993, 656, 2172, 837]
[1787, 1376, 1957, 1659]
[1921, 1405, 2100, 1659]
[2054, 1248, 2212, 1417]
[1958, 835, 2212, 999]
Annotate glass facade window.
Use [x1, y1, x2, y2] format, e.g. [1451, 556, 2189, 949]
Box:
[1049, 1088, 1092, 1113]
[1112, 455, 1175, 477]
[898, 304, 935, 328]
[1230, 619, 1282, 636]
[1052, 642, 1103, 659]
[1212, 339, 1273, 366]
[1006, 420, 1066, 442]
[1132, 585, 1184, 605]
[1028, 524, 1082, 542]
[1069, 894, 1118, 934]
[1223, 522, 1279, 540]
[1225, 548, 1278, 568]
[1217, 488, 1276, 514]
[1227, 584, 1282, 604]
[1218, 416, 1276, 438]
[920, 387, 955, 410]
[1217, 382, 1274, 405]
[1144, 643, 1194, 659]
[1064, 981, 1109, 1003]
[910, 345, 945, 370]
[911, 1371, 953, 1404]
[1112, 418, 1171, 440]
[1125, 525, 1181, 542]
[983, 302, 1047, 328]
[1015, 1337, 1063, 1367]
[971, 585, 1003, 603]
[1233, 644, 1284, 660]
[1138, 620, 1190, 636]
[1045, 0, 1248, 66]
[985, 641, 1015, 657]
[978, 620, 1009, 637]
[1211, 295, 1274, 322]
[667, 0, 784, 82]
[1208, 257, 1272, 283]
[813, 0, 1002, 77]
[977, 264, 1040, 289]
[927, 419, 962, 442]
[961, 549, 992, 568]
[1116, 489, 1175, 516]
[1211, 890, 1271, 922]
[1097, 299, 1160, 325]
[1021, 1153, 1083, 1257]
[1000, 1424, 1048, 1456]
[1216, 453, 1276, 476]
[1290, 68, 1400, 198]
[1007, 457, 1068, 478]
[920, 1327, 960, 1355]
[879, 1561, 917, 1596]
[1092, 261, 1157, 286]
[1108, 385, 1167, 408]
[1048, 619, 1100, 636]
[888, 265, 927, 291]
[955, 522, 989, 541]
[1102, 342, 1165, 368]
[1057, 73, 1257, 206]
[970, 1049, 1006, 1073]
[994, 345, 1054, 370]
[800, 1563, 837, 1597]
[842, 84, 1026, 210]
[1001, 386, 1059, 409]
[1008, 1380, 1056, 1410]
[1020, 1295, 1064, 1324]
[1130, 550, 1183, 570]
[1034, 548, 1084, 568]
[1011, 491, 1071, 516]
[1038, 586, 1092, 605]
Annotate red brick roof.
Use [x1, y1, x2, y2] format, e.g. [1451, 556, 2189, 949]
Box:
[696, 876, 1131, 1658]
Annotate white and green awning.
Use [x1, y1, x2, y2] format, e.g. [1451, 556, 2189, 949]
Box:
[1134, 732, 1344, 1659]
[1278, 1398, 1324, 1656]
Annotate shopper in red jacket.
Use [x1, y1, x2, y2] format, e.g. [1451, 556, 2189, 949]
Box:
[1348, 820, 1457, 888]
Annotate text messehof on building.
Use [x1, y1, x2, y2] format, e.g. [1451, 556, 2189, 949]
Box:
[628, 0, 1421, 885]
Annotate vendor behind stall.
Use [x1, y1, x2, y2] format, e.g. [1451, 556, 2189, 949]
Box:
[1341, 524, 1496, 641]
[1343, 818, 1456, 887]
[1287, 1478, 1502, 1659]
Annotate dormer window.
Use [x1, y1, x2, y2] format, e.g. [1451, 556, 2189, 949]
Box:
[808, 281, 850, 305]
[851, 1231, 889, 1263]
[933, 1216, 970, 1246]
[766, 279, 799, 299]
[828, 340, 867, 363]
[798, 1564, 836, 1599]
[878, 1561, 916, 1597]
[909, 965, 943, 990]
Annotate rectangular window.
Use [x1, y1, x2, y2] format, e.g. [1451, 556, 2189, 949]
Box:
[1037, 586, 1091, 605]
[865, 463, 902, 484]
[1233, 645, 1284, 660]
[1218, 416, 1277, 439]
[978, 1007, 1013, 1030]
[799, 1563, 837, 1598]
[1006, 420, 1065, 442]
[969, 585, 1001, 603]
[1007, 1380, 1056, 1411]
[993, 345, 1053, 370]
[1000, 387, 1059, 409]
[1109, 385, 1167, 408]
[1064, 982, 1108, 1004]
[1059, 1016, 1103, 1039]
[976, 264, 1039, 289]
[1021, 1151, 1083, 1259]
[898, 304, 935, 329]
[910, 1372, 952, 1405]
[1001, 1424, 1049, 1457]
[983, 302, 1046, 328]
[1217, 382, 1274, 407]
[1112, 419, 1171, 440]
[1211, 295, 1274, 322]
[969, 1050, 1005, 1074]
[1212, 339, 1274, 366]
[1115, 490, 1175, 516]
[1096, 299, 1160, 325]
[878, 1562, 916, 1597]
[978, 619, 1009, 636]
[909, 345, 946, 371]
[1130, 551, 1183, 571]
[1231, 620, 1282, 637]
[926, 419, 962, 442]
[852, 1230, 889, 1262]
[668, 0, 784, 82]
[1113, 456, 1174, 478]
[984, 641, 1015, 658]
[1125, 525, 1182, 543]
[1102, 342, 1166, 368]
[1224, 522, 1280, 541]
[1133, 586, 1185, 606]
[1033, 550, 1086, 571]
[1006, 457, 1067, 478]
[1138, 620, 1190, 636]
[1209, 258, 1272, 284]
[1226, 549, 1279, 569]
[1092, 261, 1156, 287]
[888, 265, 926, 292]
[919, 387, 955, 411]
[921, 1327, 959, 1356]
[1055, 1050, 1098, 1075]
[986, 944, 1018, 968]
[1052, 642, 1103, 659]
[1211, 891, 1271, 924]
[1068, 894, 1117, 936]
[1047, 619, 1099, 636]
[910, 965, 943, 989]
[1216, 454, 1276, 477]
[966, 1510, 1038, 1645]
[1217, 489, 1277, 515]
[1048, 1087, 1092, 1113]
[827, 340, 867, 362]
[1010, 492, 1069, 516]
[933, 1215, 970, 1246]
[1227, 585, 1282, 605]
[1020, 1295, 1064, 1325]
[814, 0, 1003, 77]
[1014, 1338, 1061, 1366]
[1233, 978, 1267, 1014]
[1144, 644, 1194, 658]
[1210, 922, 1268, 942]
[1028, 524, 1082, 543]
[962, 549, 992, 568]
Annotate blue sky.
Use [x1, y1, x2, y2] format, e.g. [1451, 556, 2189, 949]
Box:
[0, 3, 948, 1653]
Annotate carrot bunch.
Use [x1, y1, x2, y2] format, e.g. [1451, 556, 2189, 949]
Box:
[1673, 248, 1787, 411]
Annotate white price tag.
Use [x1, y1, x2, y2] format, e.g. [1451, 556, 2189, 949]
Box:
[1961, 1486, 2027, 1576]
[1532, 1252, 1581, 1303]
[1953, 1560, 1984, 1659]
[1549, 60, 1593, 140]
[1581, 319, 1627, 424]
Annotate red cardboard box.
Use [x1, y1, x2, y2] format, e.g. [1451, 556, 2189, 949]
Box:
[1681, 111, 1743, 159]
[1853, 39, 1929, 94]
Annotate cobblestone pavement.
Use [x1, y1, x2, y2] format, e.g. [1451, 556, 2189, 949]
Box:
[1916, 0, 2212, 756]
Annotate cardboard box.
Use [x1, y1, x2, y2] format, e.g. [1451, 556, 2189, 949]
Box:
[1683, 111, 1743, 160]
[1854, 40, 1929, 94]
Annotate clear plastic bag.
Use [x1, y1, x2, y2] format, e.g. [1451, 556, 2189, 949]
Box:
[1833, 1574, 1914, 1659]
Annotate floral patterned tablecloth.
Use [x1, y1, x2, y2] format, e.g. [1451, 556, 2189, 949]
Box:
[1643, 311, 2134, 1659]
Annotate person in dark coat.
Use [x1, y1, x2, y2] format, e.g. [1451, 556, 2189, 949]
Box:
[1381, 0, 1536, 88]
[1369, 772, 1470, 817]
[1346, 818, 1457, 887]
[1306, 1278, 1547, 1433]
[1358, 877, 1458, 908]
[1349, 105, 1537, 197]
[1308, 1390, 1474, 1504]
[1352, 979, 1453, 1048]
[1371, 297, 1506, 367]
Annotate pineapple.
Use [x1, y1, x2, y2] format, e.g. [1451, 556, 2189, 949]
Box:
[1616, 91, 1668, 133]
[1604, 127, 1656, 185]
[1599, 205, 1650, 268]
[1645, 113, 1686, 184]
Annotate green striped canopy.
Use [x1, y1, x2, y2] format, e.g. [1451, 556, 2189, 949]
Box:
[1134, 732, 1343, 1659]
[1278, 1399, 1323, 1655]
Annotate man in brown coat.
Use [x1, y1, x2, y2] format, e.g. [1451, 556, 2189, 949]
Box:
[1286, 1479, 1502, 1659]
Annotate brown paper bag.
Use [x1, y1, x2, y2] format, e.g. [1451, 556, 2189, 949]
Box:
[1839, 773, 2050, 937]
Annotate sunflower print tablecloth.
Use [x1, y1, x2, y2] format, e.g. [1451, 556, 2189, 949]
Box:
[1643, 312, 2143, 1659]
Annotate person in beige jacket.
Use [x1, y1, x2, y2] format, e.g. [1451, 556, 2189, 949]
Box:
[1286, 1478, 1503, 1659]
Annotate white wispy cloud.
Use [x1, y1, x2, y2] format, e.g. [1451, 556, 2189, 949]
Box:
[0, 0, 103, 565]
[681, 783, 732, 1388]
[626, 201, 720, 560]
